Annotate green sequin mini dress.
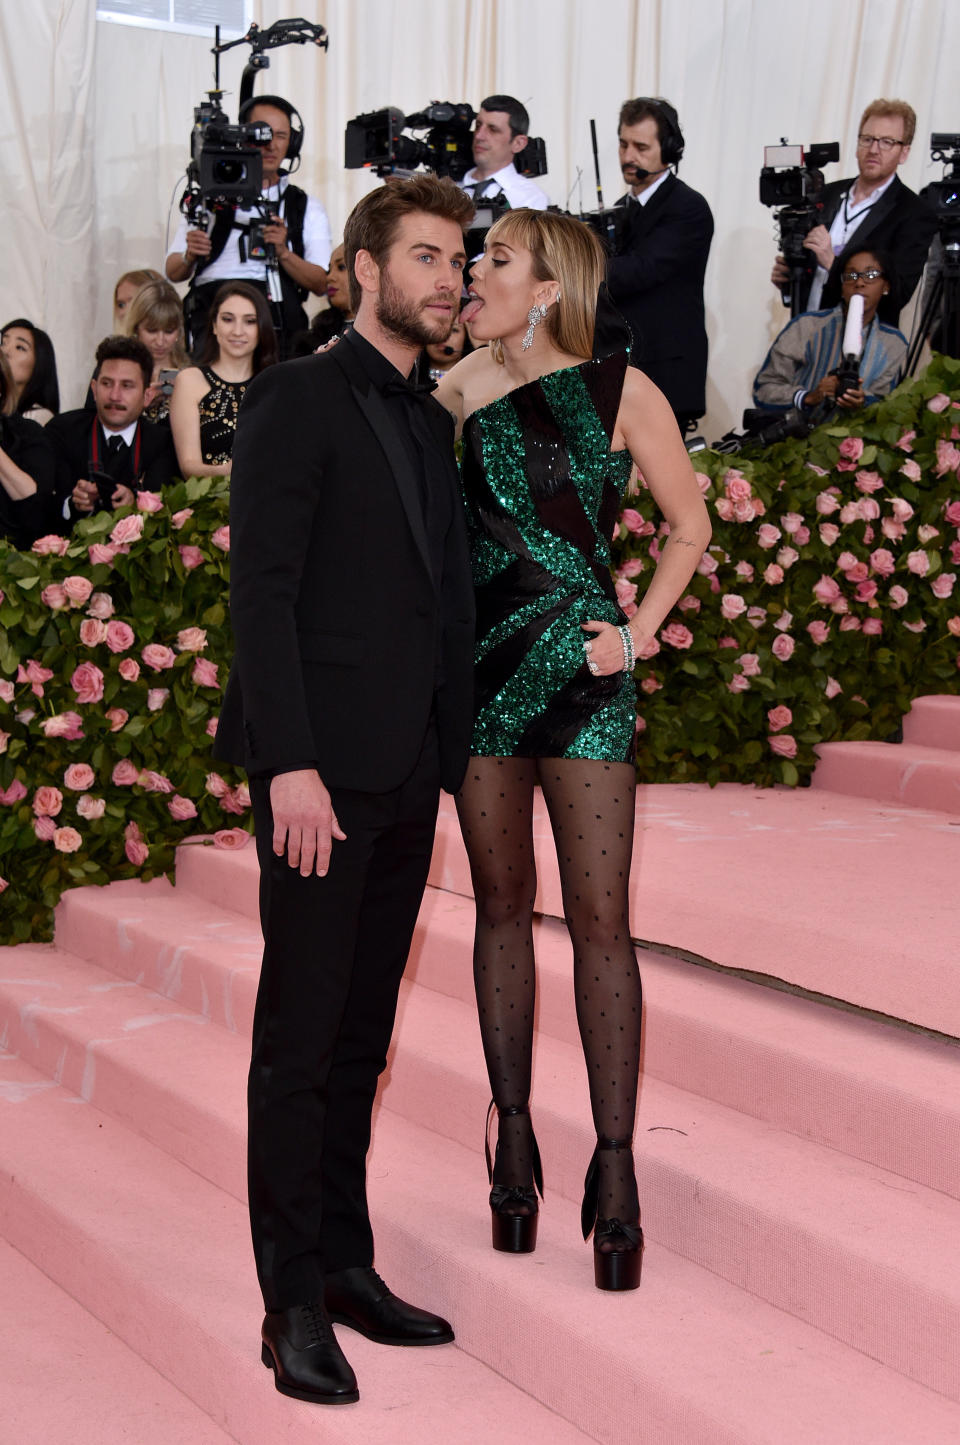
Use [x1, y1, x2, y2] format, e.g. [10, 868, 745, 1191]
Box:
[460, 347, 637, 763]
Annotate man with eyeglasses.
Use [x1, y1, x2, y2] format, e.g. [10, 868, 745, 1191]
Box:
[770, 98, 935, 324]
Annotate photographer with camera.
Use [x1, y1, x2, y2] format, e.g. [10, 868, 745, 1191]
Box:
[166, 95, 332, 355]
[754, 245, 906, 415]
[770, 99, 936, 324]
[47, 336, 178, 533]
[459, 95, 549, 209]
[606, 98, 714, 435]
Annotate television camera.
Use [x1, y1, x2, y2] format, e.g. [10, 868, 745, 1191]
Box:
[760, 140, 840, 316]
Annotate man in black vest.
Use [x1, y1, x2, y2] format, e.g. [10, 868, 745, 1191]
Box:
[606, 97, 714, 435]
[166, 95, 332, 355]
[770, 98, 936, 325]
[46, 336, 178, 533]
[215, 174, 476, 1406]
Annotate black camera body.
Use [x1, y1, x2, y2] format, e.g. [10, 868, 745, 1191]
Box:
[189, 99, 270, 210]
[344, 102, 547, 183]
[760, 140, 840, 313]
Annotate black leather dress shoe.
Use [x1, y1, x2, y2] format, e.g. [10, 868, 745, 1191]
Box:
[261, 1302, 359, 1404]
[323, 1266, 454, 1346]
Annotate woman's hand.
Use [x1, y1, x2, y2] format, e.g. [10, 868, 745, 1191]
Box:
[581, 620, 628, 676]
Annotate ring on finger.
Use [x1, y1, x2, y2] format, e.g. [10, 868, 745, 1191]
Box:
[583, 640, 593, 654]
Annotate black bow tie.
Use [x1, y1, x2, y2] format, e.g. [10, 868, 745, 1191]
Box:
[382, 375, 438, 402]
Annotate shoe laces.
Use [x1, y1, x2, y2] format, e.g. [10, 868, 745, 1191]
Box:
[302, 1300, 332, 1344]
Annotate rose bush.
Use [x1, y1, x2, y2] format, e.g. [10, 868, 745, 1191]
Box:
[613, 354, 960, 787]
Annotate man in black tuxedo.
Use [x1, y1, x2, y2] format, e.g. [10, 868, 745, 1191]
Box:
[46, 336, 178, 532]
[606, 97, 714, 433]
[215, 174, 476, 1406]
[770, 98, 936, 325]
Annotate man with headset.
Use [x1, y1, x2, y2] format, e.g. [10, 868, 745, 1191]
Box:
[606, 97, 714, 434]
[166, 95, 332, 355]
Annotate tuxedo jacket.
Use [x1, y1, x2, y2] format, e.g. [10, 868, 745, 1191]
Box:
[799, 174, 936, 322]
[215, 343, 475, 795]
[607, 174, 714, 417]
[46, 408, 178, 528]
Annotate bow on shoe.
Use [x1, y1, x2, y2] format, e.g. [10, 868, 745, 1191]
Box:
[594, 1218, 643, 1250]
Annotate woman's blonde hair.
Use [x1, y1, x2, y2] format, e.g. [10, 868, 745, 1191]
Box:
[123, 279, 190, 369]
[483, 209, 606, 364]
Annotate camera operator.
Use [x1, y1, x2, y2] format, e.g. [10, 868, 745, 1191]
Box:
[459, 95, 549, 208]
[606, 97, 714, 434]
[46, 337, 178, 533]
[166, 96, 332, 354]
[754, 246, 906, 414]
[770, 99, 936, 325]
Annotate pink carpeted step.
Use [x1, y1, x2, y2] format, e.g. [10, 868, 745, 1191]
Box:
[811, 739, 960, 814]
[3, 940, 959, 1402]
[2, 1051, 958, 1445]
[0, 1238, 235, 1445]
[903, 694, 960, 752]
[46, 875, 960, 1201]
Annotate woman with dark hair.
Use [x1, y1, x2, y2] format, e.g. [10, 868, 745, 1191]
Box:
[0, 351, 59, 547]
[437, 210, 711, 1290]
[424, 310, 474, 382]
[0, 319, 60, 423]
[169, 281, 277, 478]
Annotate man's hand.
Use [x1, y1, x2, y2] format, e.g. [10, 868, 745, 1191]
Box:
[71, 478, 98, 514]
[184, 227, 212, 261]
[836, 379, 865, 409]
[111, 483, 134, 509]
[270, 768, 346, 878]
[802, 224, 835, 271]
[771, 254, 789, 286]
[803, 374, 839, 407]
[261, 217, 290, 251]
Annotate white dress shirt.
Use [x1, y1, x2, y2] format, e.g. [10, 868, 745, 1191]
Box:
[807, 173, 896, 311]
[628, 168, 673, 207]
[460, 163, 549, 210]
[168, 175, 332, 284]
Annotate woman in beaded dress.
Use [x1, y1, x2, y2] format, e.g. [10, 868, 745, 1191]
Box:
[436, 210, 710, 1290]
[169, 282, 276, 479]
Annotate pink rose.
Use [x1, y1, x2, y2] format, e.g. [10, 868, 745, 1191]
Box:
[0, 729, 8, 754]
[218, 787, 249, 815]
[696, 552, 719, 576]
[845, 562, 869, 584]
[139, 770, 173, 794]
[738, 653, 761, 677]
[125, 838, 149, 867]
[86, 591, 114, 619]
[0, 679, 13, 704]
[935, 439, 960, 477]
[147, 688, 170, 711]
[118, 658, 140, 682]
[0, 778, 27, 806]
[767, 705, 793, 732]
[830, 596, 849, 614]
[71, 662, 105, 705]
[927, 393, 951, 413]
[897, 430, 916, 451]
[943, 500, 960, 526]
[615, 577, 638, 610]
[906, 550, 930, 576]
[869, 548, 896, 576]
[776, 546, 799, 569]
[819, 523, 840, 546]
[903, 619, 927, 633]
[111, 760, 140, 786]
[714, 497, 735, 522]
[815, 491, 840, 515]
[660, 622, 694, 649]
[63, 575, 94, 606]
[694, 471, 711, 495]
[794, 526, 811, 546]
[640, 677, 662, 694]
[206, 716, 219, 737]
[839, 503, 860, 525]
[813, 576, 842, 605]
[41, 583, 67, 610]
[862, 525, 875, 545]
[807, 463, 828, 476]
[734, 560, 755, 581]
[899, 458, 922, 482]
[205, 771, 229, 798]
[53, 826, 83, 854]
[837, 551, 857, 572]
[678, 594, 701, 612]
[64, 763, 95, 791]
[88, 543, 119, 567]
[620, 507, 645, 533]
[769, 734, 798, 758]
[838, 436, 864, 463]
[855, 471, 883, 493]
[110, 513, 144, 545]
[137, 490, 164, 512]
[76, 794, 106, 821]
[733, 499, 756, 524]
[41, 711, 84, 740]
[824, 677, 842, 699]
[618, 558, 644, 579]
[931, 573, 956, 599]
[780, 512, 804, 534]
[771, 633, 795, 661]
[25, 660, 54, 689]
[720, 593, 747, 620]
[727, 674, 751, 693]
[179, 545, 205, 571]
[717, 636, 738, 649]
[79, 618, 108, 647]
[106, 620, 135, 653]
[948, 616, 960, 637]
[890, 498, 914, 523]
[170, 507, 194, 529]
[747, 606, 767, 627]
[105, 707, 128, 732]
[952, 542, 960, 566]
[756, 523, 781, 549]
[881, 518, 906, 543]
[32, 534, 70, 556]
[859, 498, 880, 521]
[806, 620, 830, 645]
[168, 794, 198, 821]
[177, 626, 208, 652]
[33, 786, 63, 818]
[213, 828, 251, 850]
[636, 635, 660, 661]
[888, 585, 909, 609]
[192, 658, 220, 688]
[839, 615, 861, 632]
[725, 474, 752, 502]
[141, 643, 176, 671]
[862, 618, 883, 635]
[774, 610, 793, 633]
[210, 524, 230, 552]
[34, 815, 56, 841]
[855, 580, 878, 603]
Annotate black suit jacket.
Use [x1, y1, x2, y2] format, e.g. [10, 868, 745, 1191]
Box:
[798, 174, 936, 323]
[46, 409, 178, 530]
[606, 174, 714, 417]
[215, 343, 475, 795]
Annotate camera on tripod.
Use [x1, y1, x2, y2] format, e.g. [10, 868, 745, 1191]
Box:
[760, 140, 840, 314]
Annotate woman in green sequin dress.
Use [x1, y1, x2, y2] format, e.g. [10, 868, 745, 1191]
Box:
[437, 210, 710, 1289]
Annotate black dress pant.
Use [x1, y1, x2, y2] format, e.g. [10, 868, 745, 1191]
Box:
[248, 720, 440, 1312]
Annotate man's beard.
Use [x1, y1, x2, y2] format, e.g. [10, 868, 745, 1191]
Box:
[376, 266, 454, 349]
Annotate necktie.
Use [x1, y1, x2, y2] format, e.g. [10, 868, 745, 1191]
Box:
[108, 435, 125, 454]
[471, 177, 495, 199]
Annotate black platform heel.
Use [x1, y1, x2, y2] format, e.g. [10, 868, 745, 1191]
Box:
[581, 1135, 643, 1291]
[485, 1100, 544, 1253]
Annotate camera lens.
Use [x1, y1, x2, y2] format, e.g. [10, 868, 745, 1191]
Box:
[213, 158, 247, 185]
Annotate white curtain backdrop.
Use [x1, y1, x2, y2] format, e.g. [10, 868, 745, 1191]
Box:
[2, 0, 958, 434]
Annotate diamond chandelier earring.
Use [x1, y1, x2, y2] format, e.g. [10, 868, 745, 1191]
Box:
[522, 302, 547, 351]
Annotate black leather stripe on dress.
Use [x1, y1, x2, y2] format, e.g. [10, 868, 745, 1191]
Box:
[474, 556, 564, 641]
[474, 594, 578, 715]
[514, 665, 634, 762]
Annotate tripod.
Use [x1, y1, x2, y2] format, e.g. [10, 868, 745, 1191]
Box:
[905, 232, 960, 376]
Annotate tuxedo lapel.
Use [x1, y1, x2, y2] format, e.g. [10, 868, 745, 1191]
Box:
[841, 175, 904, 255]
